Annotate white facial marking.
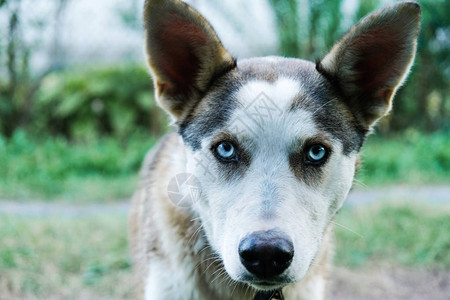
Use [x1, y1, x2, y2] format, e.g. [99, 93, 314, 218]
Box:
[237, 77, 301, 110]
[228, 78, 317, 145]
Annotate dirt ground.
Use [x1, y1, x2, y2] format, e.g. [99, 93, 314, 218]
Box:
[330, 266, 449, 300]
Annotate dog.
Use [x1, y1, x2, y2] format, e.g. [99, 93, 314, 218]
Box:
[129, 1, 421, 299]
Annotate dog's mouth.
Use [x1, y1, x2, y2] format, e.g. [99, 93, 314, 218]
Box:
[249, 281, 285, 290]
[253, 289, 284, 300]
[240, 276, 291, 291]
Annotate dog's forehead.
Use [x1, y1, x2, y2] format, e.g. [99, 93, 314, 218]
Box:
[236, 56, 316, 82]
[179, 56, 365, 154]
[229, 76, 316, 148]
[235, 77, 299, 113]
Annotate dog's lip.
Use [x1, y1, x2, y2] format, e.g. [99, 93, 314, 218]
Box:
[239, 277, 291, 291]
[248, 281, 286, 291]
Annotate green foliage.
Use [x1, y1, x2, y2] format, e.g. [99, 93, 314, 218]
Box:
[390, 0, 450, 132]
[0, 130, 157, 201]
[269, 0, 343, 58]
[34, 65, 166, 141]
[357, 131, 450, 185]
[356, 0, 380, 20]
[268, 0, 300, 57]
[117, 0, 140, 30]
[0, 0, 33, 137]
[335, 204, 450, 269]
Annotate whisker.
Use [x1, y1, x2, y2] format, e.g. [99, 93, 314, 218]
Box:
[187, 223, 204, 245]
[218, 271, 231, 286]
[211, 269, 227, 285]
[194, 254, 217, 271]
[310, 99, 337, 117]
[198, 244, 212, 254]
[331, 220, 364, 239]
[211, 265, 225, 277]
[190, 216, 201, 222]
[352, 178, 368, 189]
[204, 257, 223, 274]
[194, 251, 220, 273]
[230, 280, 239, 296]
[244, 284, 253, 298]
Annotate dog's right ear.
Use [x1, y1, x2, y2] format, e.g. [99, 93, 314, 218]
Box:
[317, 1, 421, 130]
[144, 0, 235, 120]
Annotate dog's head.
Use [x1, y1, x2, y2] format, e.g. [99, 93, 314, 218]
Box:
[144, 0, 420, 291]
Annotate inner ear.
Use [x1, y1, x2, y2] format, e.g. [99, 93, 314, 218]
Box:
[144, 0, 236, 120]
[318, 2, 421, 129]
[151, 16, 206, 96]
[351, 29, 408, 92]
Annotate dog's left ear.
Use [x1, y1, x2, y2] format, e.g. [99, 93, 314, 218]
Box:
[144, 0, 235, 120]
[317, 1, 421, 129]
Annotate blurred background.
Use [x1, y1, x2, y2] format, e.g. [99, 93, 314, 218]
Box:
[0, 0, 448, 299]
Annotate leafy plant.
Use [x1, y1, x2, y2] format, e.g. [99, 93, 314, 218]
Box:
[34, 65, 167, 141]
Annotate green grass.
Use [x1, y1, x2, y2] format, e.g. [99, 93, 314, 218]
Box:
[0, 214, 133, 300]
[335, 203, 450, 269]
[0, 131, 156, 202]
[0, 130, 448, 202]
[0, 203, 448, 298]
[357, 130, 450, 185]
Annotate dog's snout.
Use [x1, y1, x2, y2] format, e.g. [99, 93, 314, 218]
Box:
[238, 230, 294, 279]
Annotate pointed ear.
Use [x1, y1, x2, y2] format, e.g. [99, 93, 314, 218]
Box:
[317, 1, 421, 129]
[144, 0, 235, 120]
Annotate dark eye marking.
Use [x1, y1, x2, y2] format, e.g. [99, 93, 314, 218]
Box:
[209, 133, 251, 181]
[289, 138, 332, 186]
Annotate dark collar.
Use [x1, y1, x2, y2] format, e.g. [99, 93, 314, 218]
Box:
[253, 289, 284, 300]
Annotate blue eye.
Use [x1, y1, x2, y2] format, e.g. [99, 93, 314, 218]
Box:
[306, 145, 327, 163]
[216, 141, 236, 160]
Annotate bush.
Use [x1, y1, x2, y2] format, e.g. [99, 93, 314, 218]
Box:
[33, 65, 167, 141]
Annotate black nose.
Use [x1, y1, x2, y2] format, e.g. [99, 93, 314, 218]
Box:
[238, 230, 294, 279]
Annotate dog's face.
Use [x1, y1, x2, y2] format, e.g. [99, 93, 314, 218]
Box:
[181, 59, 361, 288]
[144, 0, 420, 291]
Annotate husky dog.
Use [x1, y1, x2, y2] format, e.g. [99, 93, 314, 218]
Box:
[129, 1, 421, 299]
